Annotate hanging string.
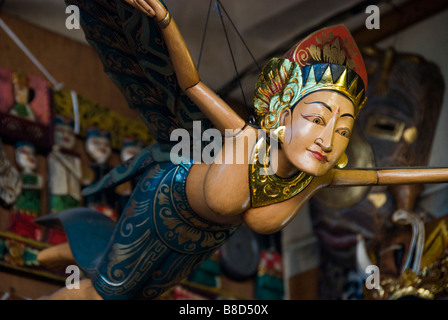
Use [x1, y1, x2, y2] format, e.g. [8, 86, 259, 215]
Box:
[195, 1, 260, 123]
[216, 0, 261, 73]
[215, 1, 249, 116]
[0, 17, 83, 132]
[0, 18, 64, 90]
[197, 0, 213, 71]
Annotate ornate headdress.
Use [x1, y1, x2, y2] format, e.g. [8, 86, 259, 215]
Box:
[54, 115, 75, 128]
[86, 127, 111, 140]
[254, 25, 368, 130]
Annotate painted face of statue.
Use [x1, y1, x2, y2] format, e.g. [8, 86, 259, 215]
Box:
[54, 123, 76, 150]
[86, 136, 112, 164]
[13, 83, 31, 105]
[120, 144, 142, 162]
[281, 90, 355, 177]
[16, 144, 37, 172]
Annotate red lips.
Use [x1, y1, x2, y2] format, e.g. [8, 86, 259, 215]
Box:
[308, 149, 328, 162]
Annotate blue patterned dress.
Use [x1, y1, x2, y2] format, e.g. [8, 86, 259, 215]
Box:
[36, 0, 240, 299]
[39, 146, 239, 299]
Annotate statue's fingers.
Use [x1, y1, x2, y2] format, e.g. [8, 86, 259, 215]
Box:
[135, 0, 157, 17]
[122, 0, 138, 9]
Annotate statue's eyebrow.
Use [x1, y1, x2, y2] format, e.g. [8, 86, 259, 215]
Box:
[341, 113, 354, 119]
[304, 101, 354, 119]
[304, 101, 332, 113]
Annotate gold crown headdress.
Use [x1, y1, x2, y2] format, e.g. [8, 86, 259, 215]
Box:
[254, 25, 367, 130]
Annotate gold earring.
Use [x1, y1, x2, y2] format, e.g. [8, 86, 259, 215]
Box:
[271, 126, 285, 144]
[336, 153, 348, 169]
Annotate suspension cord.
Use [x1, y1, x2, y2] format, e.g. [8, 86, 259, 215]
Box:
[216, 0, 261, 73]
[197, 0, 259, 123]
[216, 1, 248, 112]
[197, 0, 213, 71]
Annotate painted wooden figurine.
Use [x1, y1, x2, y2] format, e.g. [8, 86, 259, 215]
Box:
[35, 0, 448, 300]
[0, 139, 22, 207]
[8, 141, 42, 240]
[115, 137, 143, 213]
[83, 128, 118, 221]
[9, 71, 36, 122]
[46, 116, 82, 244]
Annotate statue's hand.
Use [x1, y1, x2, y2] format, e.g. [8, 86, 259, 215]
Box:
[124, 0, 167, 21]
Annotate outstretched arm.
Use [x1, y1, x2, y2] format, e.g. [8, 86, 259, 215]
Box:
[243, 167, 448, 234]
[124, 0, 245, 133]
[330, 167, 448, 187]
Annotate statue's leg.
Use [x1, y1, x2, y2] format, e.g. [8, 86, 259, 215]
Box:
[37, 242, 75, 269]
[40, 279, 103, 300]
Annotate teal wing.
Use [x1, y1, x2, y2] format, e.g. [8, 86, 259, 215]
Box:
[66, 0, 213, 195]
[66, 0, 213, 151]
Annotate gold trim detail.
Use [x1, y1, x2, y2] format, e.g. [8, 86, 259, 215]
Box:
[249, 137, 313, 208]
[157, 11, 172, 29]
[364, 220, 448, 300]
[421, 220, 448, 269]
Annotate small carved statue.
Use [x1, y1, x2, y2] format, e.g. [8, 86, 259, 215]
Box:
[115, 137, 144, 213]
[0, 139, 22, 207]
[83, 128, 118, 221]
[8, 141, 42, 240]
[9, 71, 36, 121]
[46, 116, 83, 244]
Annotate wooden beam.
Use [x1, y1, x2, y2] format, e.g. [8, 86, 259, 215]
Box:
[353, 0, 448, 45]
[218, 0, 448, 99]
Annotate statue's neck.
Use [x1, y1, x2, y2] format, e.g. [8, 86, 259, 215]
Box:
[269, 142, 300, 179]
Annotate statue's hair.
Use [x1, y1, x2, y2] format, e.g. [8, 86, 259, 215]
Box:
[254, 58, 299, 130]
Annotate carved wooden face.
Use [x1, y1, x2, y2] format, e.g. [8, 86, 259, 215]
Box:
[15, 144, 37, 172]
[54, 123, 76, 150]
[120, 144, 142, 162]
[281, 90, 355, 177]
[86, 136, 112, 164]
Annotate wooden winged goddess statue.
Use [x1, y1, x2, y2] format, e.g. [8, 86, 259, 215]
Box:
[35, 0, 448, 299]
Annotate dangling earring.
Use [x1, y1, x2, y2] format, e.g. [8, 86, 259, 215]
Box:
[271, 126, 285, 144]
[336, 153, 348, 169]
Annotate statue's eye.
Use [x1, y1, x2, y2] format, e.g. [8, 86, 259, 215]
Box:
[336, 128, 351, 138]
[302, 114, 325, 126]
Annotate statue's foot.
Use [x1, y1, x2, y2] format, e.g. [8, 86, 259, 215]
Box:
[40, 279, 103, 300]
[37, 242, 75, 270]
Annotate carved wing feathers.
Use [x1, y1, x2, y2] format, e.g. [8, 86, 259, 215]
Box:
[65, 0, 212, 148]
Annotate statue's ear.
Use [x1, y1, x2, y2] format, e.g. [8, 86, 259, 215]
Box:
[280, 108, 291, 126]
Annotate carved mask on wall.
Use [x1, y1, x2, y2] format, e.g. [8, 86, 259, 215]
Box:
[310, 46, 445, 268]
